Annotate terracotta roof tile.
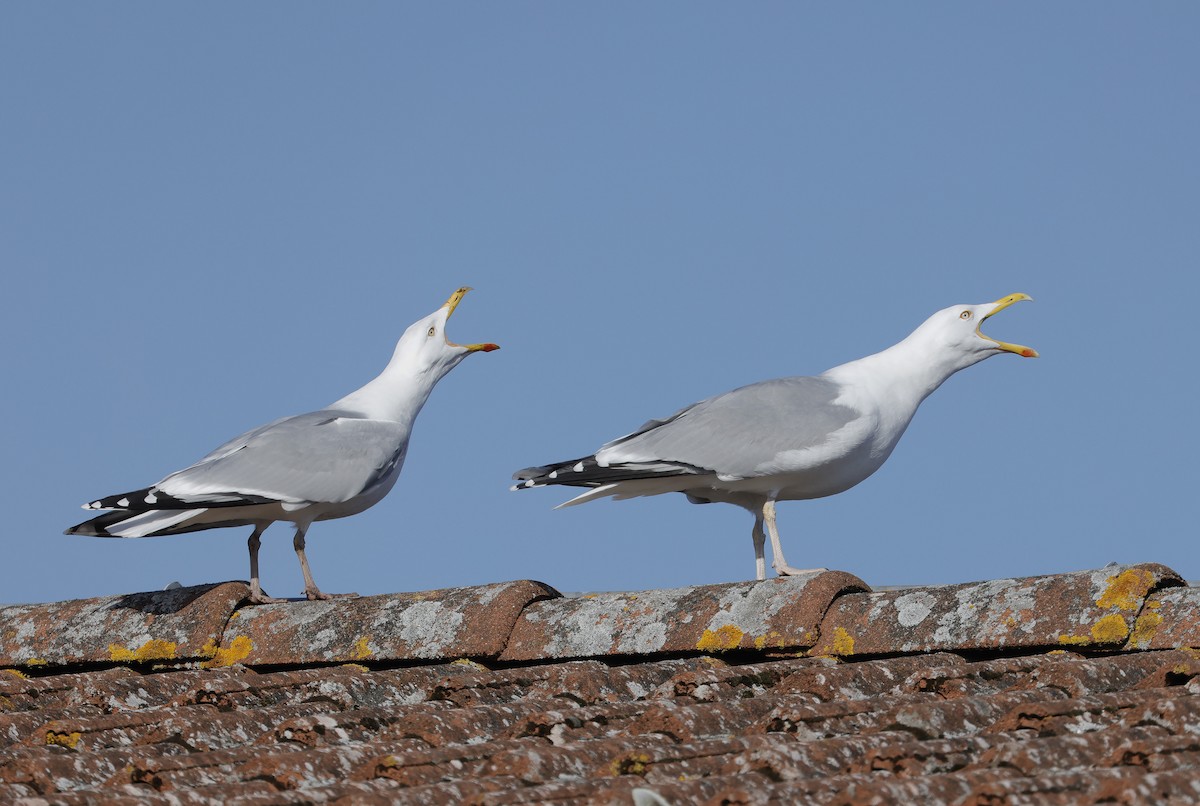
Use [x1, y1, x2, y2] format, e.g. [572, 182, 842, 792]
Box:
[0, 582, 247, 667]
[128, 743, 308, 791]
[775, 652, 964, 701]
[1132, 584, 1200, 650]
[500, 570, 868, 662]
[430, 657, 714, 707]
[811, 562, 1182, 657]
[0, 562, 1197, 803]
[216, 579, 559, 666]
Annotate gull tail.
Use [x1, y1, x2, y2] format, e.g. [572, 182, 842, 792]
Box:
[68, 485, 280, 537]
[512, 456, 678, 490]
[512, 455, 702, 505]
[65, 508, 211, 538]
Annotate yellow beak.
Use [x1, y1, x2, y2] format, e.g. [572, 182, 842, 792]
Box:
[442, 286, 500, 353]
[443, 286, 473, 316]
[980, 293, 1037, 358]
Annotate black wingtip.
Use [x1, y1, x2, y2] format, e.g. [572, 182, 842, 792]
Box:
[512, 456, 638, 489]
[64, 524, 107, 537]
[514, 454, 703, 490]
[512, 465, 550, 481]
[87, 487, 166, 512]
[64, 510, 132, 538]
[512, 457, 592, 487]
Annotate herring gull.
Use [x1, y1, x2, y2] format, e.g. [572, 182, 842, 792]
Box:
[513, 293, 1036, 580]
[67, 287, 498, 603]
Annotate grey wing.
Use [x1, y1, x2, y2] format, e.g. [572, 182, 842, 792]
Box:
[155, 411, 409, 505]
[189, 414, 303, 466]
[595, 376, 861, 479]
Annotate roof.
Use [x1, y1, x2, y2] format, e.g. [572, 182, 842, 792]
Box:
[1, 562, 1198, 804]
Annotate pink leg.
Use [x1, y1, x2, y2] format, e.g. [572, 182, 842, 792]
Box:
[764, 500, 826, 577]
[293, 524, 356, 600]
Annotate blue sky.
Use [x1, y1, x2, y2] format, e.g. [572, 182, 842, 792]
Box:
[3, 6, 1196, 603]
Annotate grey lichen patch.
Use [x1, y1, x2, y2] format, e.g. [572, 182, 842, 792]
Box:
[537, 593, 673, 657]
[387, 600, 467, 658]
[895, 591, 937, 628]
[706, 578, 802, 637]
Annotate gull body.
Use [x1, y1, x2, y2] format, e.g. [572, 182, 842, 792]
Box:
[513, 294, 1036, 580]
[67, 288, 498, 603]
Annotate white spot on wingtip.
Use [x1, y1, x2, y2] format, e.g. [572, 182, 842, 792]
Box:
[523, 479, 535, 488]
[572, 462, 585, 472]
[86, 501, 101, 510]
[548, 470, 558, 479]
[145, 493, 158, 504]
[116, 498, 130, 508]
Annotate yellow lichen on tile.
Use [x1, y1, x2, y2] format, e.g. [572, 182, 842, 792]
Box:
[108, 645, 135, 662]
[1091, 613, 1130, 643]
[26, 658, 47, 667]
[696, 624, 744, 652]
[611, 752, 651, 777]
[1057, 633, 1091, 646]
[46, 730, 82, 750]
[1096, 568, 1156, 611]
[1, 669, 27, 679]
[1129, 610, 1163, 648]
[200, 635, 254, 669]
[1055, 616, 1131, 648]
[351, 636, 374, 661]
[108, 639, 178, 663]
[824, 627, 856, 656]
[753, 630, 785, 650]
[451, 658, 488, 670]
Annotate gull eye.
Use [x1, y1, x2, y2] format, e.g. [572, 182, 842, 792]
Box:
[959, 310, 972, 320]
[427, 326, 436, 337]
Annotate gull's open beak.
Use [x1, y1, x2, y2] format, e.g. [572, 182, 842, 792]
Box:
[980, 293, 1037, 358]
[443, 286, 500, 353]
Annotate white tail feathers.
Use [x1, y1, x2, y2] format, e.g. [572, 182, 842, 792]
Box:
[102, 509, 208, 538]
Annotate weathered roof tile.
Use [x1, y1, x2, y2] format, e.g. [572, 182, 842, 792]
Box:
[811, 563, 1182, 656]
[0, 582, 247, 668]
[777, 652, 965, 702]
[429, 656, 713, 708]
[213, 580, 558, 666]
[499, 570, 868, 662]
[1130, 584, 1200, 650]
[955, 768, 1200, 805]
[0, 743, 189, 796]
[128, 743, 308, 791]
[903, 649, 1191, 701]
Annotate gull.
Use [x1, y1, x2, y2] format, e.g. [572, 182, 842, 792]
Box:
[513, 293, 1036, 580]
[67, 287, 498, 603]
